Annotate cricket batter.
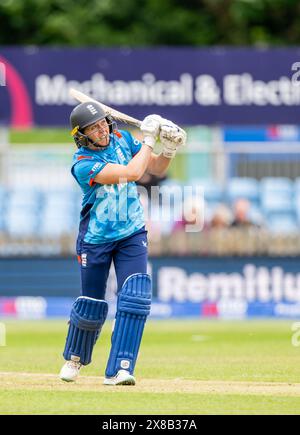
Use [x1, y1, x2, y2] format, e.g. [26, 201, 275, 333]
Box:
[59, 102, 186, 385]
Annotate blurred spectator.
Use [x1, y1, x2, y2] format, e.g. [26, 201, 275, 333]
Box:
[210, 204, 232, 229]
[231, 198, 258, 228]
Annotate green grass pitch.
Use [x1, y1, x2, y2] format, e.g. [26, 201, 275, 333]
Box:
[0, 319, 300, 415]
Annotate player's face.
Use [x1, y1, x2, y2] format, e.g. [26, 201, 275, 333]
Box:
[84, 119, 110, 148]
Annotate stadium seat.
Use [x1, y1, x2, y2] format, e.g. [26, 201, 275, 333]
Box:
[227, 178, 259, 204]
[0, 186, 6, 200]
[40, 214, 75, 237]
[294, 194, 300, 225]
[260, 177, 293, 196]
[262, 192, 294, 214]
[248, 204, 265, 226]
[260, 178, 294, 215]
[41, 191, 78, 224]
[74, 191, 82, 214]
[5, 189, 41, 236]
[8, 189, 40, 208]
[0, 188, 7, 230]
[294, 178, 300, 195]
[6, 212, 38, 236]
[43, 191, 75, 209]
[189, 178, 223, 205]
[267, 214, 298, 234]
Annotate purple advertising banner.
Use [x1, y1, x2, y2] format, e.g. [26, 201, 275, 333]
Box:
[1, 47, 300, 127]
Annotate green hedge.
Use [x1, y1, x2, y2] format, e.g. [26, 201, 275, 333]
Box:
[0, 0, 299, 46]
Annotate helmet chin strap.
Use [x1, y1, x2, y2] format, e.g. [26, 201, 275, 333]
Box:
[87, 134, 110, 149]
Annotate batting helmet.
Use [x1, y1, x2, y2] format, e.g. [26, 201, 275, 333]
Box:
[70, 102, 115, 148]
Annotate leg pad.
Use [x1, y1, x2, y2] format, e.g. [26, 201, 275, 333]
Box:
[63, 296, 108, 365]
[105, 273, 151, 377]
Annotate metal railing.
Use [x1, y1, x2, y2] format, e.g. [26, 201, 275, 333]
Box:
[224, 142, 300, 181]
[1, 228, 300, 257]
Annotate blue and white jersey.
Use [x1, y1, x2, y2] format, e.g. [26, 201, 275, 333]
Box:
[71, 130, 144, 245]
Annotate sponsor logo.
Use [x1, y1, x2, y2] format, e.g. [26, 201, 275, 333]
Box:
[120, 360, 130, 369]
[150, 303, 172, 317]
[0, 55, 33, 128]
[217, 299, 247, 319]
[15, 297, 47, 319]
[0, 62, 5, 86]
[86, 104, 98, 115]
[88, 162, 101, 175]
[291, 62, 300, 87]
[275, 304, 300, 317]
[81, 253, 87, 267]
[36, 72, 300, 108]
[158, 265, 300, 303]
[201, 302, 218, 317]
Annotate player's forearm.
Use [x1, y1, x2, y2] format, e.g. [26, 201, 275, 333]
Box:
[127, 144, 152, 180]
[148, 153, 172, 176]
[93, 145, 152, 184]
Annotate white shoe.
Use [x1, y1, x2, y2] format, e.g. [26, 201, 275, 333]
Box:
[59, 356, 82, 382]
[103, 369, 136, 386]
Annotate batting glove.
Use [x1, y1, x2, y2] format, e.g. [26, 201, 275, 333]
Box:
[160, 119, 187, 158]
[140, 114, 162, 149]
